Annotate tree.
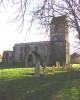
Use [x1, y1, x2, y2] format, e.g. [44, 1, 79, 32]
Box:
[0, 0, 80, 40]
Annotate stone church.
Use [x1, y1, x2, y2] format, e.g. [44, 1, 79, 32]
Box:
[13, 15, 70, 66]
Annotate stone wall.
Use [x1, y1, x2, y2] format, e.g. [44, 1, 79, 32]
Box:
[13, 42, 51, 66]
[50, 15, 70, 66]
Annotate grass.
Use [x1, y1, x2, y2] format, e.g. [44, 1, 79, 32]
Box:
[0, 64, 80, 100]
[72, 64, 80, 68]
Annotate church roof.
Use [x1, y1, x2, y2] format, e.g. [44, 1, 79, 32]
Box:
[14, 41, 50, 46]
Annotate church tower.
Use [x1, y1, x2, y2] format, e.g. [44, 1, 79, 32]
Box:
[50, 15, 70, 66]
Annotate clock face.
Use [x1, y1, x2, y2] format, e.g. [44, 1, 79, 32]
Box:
[50, 36, 58, 42]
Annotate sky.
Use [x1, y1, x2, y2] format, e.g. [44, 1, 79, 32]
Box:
[0, 2, 77, 55]
[0, 8, 49, 55]
[0, 19, 49, 55]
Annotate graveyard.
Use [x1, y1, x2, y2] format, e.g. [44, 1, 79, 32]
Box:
[0, 64, 80, 100]
[0, 0, 80, 99]
[0, 15, 80, 100]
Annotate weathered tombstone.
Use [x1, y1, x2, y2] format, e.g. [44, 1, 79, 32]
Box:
[42, 56, 47, 75]
[43, 63, 47, 75]
[52, 65, 55, 72]
[56, 61, 60, 68]
[34, 57, 40, 77]
[32, 51, 42, 77]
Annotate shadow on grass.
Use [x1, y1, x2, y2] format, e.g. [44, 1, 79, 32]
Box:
[1, 71, 80, 100]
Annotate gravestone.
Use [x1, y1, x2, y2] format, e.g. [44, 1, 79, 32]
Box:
[43, 63, 47, 75]
[34, 57, 40, 77]
[42, 56, 47, 75]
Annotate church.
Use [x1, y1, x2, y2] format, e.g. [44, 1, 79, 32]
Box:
[13, 15, 70, 66]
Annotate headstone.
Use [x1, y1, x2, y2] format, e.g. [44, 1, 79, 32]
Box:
[34, 55, 41, 77]
[42, 56, 47, 75]
[43, 63, 47, 75]
[52, 66, 55, 72]
[56, 61, 60, 68]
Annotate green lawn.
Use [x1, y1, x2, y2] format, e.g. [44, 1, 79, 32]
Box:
[72, 64, 80, 68]
[0, 65, 80, 100]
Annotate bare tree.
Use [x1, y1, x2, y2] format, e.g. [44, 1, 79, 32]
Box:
[0, 0, 80, 39]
